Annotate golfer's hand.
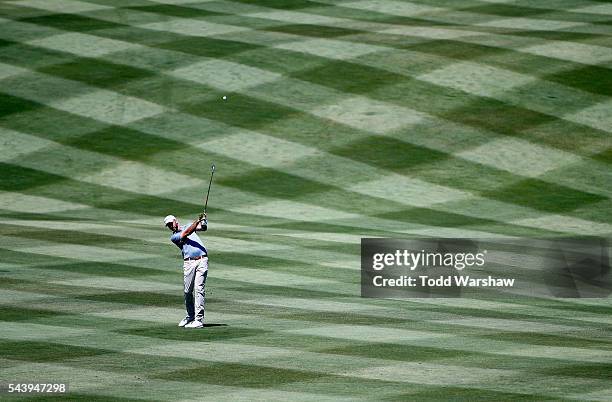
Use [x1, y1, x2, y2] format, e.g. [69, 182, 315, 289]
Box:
[199, 213, 207, 222]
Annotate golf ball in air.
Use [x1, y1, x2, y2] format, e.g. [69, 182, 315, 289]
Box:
[222, 96, 227, 100]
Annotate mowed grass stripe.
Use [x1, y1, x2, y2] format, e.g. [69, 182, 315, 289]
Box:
[9, 0, 610, 49]
[2, 274, 608, 396]
[0, 129, 207, 196]
[1, 321, 609, 398]
[5, 260, 611, 335]
[229, 16, 612, 139]
[0, 225, 361, 284]
[3, 296, 608, 368]
[10, 1, 608, 151]
[272, 1, 612, 44]
[51, 283, 612, 335]
[210, 134, 602, 232]
[122, 32, 604, 198]
[0, 218, 363, 263]
[0, 359, 350, 401]
[0, 9, 604, 228]
[197, 123, 607, 232]
[0, 215, 365, 275]
[0, 11, 604, 229]
[286, 324, 612, 364]
[0, 342, 522, 400]
[7, 239, 608, 326]
[2, 250, 358, 297]
[1, 310, 608, 396]
[0, 135, 596, 239]
[94, 48, 604, 229]
[1, 42, 482, 225]
[241, 39, 610, 154]
[0, 124, 571, 237]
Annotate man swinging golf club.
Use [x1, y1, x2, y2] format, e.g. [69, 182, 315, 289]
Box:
[164, 212, 209, 329]
[164, 164, 215, 329]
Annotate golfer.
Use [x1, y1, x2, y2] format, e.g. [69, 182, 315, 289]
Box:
[164, 213, 209, 329]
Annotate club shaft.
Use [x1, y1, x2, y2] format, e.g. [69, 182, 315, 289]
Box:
[204, 169, 215, 212]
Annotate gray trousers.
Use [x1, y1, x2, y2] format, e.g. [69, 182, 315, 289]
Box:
[183, 257, 208, 322]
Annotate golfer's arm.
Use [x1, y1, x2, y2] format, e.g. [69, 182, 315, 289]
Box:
[180, 219, 201, 239]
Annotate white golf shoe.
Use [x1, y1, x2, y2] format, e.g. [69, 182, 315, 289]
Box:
[178, 317, 193, 327]
[184, 320, 203, 329]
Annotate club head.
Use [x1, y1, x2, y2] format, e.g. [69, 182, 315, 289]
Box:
[211, 164, 216, 172]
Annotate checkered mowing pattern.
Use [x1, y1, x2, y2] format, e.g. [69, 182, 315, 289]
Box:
[0, 0, 611, 400]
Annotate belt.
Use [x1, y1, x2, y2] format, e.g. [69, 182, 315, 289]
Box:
[184, 255, 206, 261]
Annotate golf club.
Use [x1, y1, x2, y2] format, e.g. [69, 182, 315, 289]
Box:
[204, 163, 215, 213]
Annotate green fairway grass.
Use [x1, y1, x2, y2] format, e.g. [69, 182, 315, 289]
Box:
[0, 0, 611, 400]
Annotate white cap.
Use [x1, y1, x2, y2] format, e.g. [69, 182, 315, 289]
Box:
[163, 215, 176, 226]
